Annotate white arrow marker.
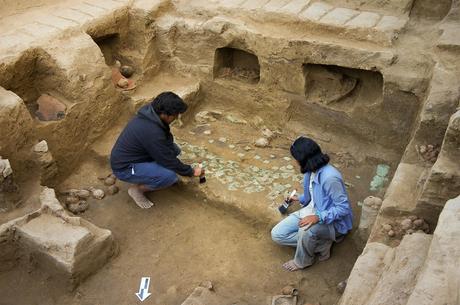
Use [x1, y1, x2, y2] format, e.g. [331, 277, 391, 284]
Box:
[135, 277, 152, 302]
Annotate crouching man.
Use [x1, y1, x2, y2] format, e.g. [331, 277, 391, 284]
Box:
[110, 91, 203, 208]
[271, 137, 353, 271]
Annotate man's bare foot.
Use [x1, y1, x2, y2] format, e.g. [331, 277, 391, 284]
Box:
[128, 186, 154, 209]
[282, 260, 304, 272]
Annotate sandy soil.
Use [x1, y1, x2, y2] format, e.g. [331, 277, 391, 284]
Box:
[0, 180, 358, 305]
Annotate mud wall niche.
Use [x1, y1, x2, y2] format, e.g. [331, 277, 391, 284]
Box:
[303, 64, 383, 111]
[213, 47, 260, 84]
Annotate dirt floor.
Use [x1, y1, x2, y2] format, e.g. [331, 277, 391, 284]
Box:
[0, 1, 425, 302]
[0, 96, 388, 305]
[0, 180, 358, 305]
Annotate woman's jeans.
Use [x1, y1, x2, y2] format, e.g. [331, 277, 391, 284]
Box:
[271, 212, 342, 268]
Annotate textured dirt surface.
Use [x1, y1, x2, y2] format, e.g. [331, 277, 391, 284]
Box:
[0, 178, 358, 305]
[1, 0, 459, 304]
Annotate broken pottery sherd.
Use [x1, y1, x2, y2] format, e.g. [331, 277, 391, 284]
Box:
[36, 94, 66, 121]
[281, 285, 298, 296]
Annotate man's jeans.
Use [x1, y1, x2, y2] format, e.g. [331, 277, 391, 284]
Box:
[112, 144, 181, 191]
[271, 211, 340, 268]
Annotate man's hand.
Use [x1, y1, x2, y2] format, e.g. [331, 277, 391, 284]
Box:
[193, 166, 204, 177]
[299, 215, 319, 227]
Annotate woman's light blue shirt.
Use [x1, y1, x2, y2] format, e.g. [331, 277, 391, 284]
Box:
[298, 164, 353, 234]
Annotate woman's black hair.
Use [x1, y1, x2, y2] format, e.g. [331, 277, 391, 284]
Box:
[151, 91, 188, 116]
[290, 136, 330, 173]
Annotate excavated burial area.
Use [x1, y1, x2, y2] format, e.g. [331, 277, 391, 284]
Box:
[0, 14, 422, 305]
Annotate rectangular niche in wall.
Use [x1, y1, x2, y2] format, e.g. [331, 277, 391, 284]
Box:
[303, 64, 383, 111]
[92, 33, 122, 66]
[214, 47, 260, 84]
[0, 49, 71, 121]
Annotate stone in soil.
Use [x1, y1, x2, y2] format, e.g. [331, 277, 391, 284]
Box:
[103, 176, 116, 186]
[262, 128, 275, 140]
[107, 185, 119, 195]
[68, 200, 89, 214]
[120, 65, 134, 78]
[255, 137, 269, 147]
[33, 140, 49, 153]
[401, 218, 412, 231]
[89, 187, 105, 200]
[0, 158, 13, 178]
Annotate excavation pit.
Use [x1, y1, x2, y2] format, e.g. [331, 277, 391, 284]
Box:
[1, 1, 459, 305]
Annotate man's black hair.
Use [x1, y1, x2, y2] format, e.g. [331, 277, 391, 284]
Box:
[151, 91, 188, 116]
[290, 136, 330, 173]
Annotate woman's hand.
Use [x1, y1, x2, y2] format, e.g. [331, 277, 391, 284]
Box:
[287, 194, 299, 202]
[298, 215, 319, 227]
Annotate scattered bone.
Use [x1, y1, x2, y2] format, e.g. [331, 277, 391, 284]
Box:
[224, 114, 247, 125]
[255, 137, 269, 148]
[388, 230, 395, 237]
[219, 67, 259, 82]
[107, 185, 119, 195]
[194, 110, 222, 123]
[120, 65, 134, 78]
[262, 128, 275, 140]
